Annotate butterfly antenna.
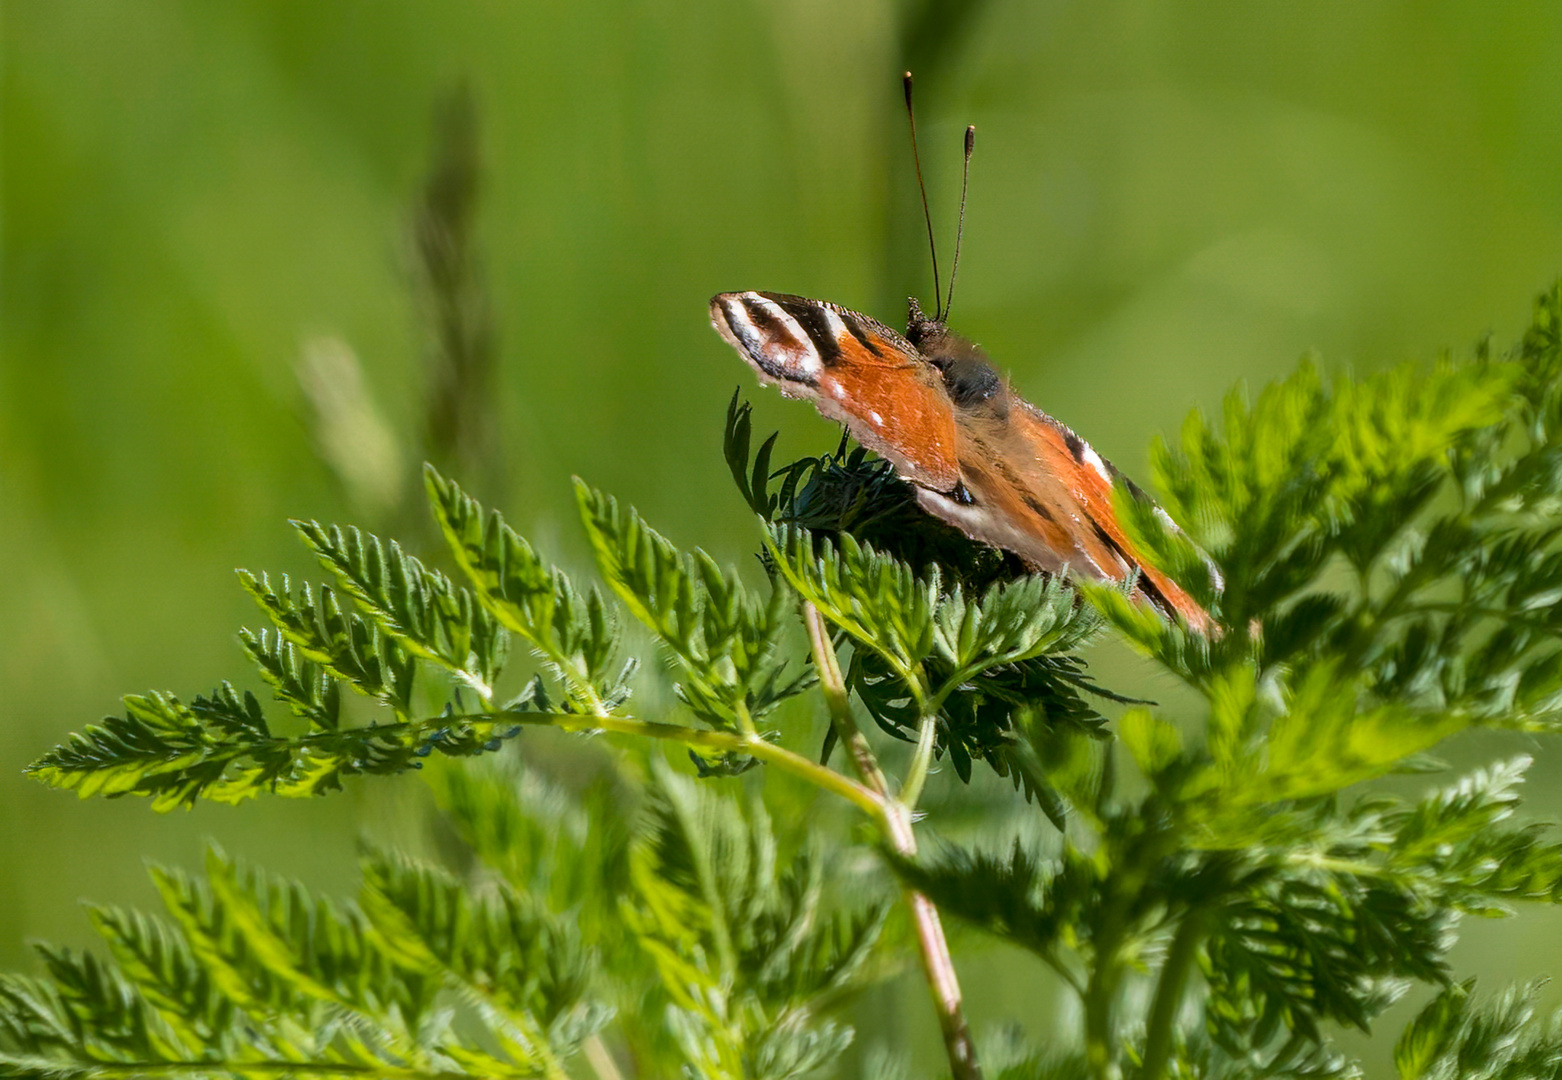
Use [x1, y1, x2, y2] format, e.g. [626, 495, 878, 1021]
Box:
[903, 71, 942, 321]
[943, 125, 976, 322]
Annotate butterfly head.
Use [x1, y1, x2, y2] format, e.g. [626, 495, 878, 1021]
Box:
[905, 294, 947, 351]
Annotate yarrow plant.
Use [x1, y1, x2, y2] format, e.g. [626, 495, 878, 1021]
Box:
[8, 283, 1562, 1080]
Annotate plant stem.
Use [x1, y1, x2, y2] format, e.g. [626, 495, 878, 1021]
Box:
[732, 697, 760, 740]
[802, 602, 983, 1080]
[481, 710, 885, 818]
[1083, 888, 1133, 1080]
[1083, 959, 1119, 1080]
[802, 605, 892, 796]
[1140, 906, 1208, 1080]
[899, 711, 939, 809]
[581, 1034, 627, 1080]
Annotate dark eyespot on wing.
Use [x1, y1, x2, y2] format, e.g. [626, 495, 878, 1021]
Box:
[951, 480, 976, 506]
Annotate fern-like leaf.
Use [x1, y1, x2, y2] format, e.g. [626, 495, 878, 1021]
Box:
[425, 465, 632, 715]
[576, 481, 809, 736]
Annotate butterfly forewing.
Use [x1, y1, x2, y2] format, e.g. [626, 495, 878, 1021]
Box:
[711, 291, 960, 491]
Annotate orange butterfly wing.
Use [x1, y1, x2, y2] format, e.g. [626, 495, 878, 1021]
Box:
[1005, 403, 1213, 631]
[710, 292, 960, 491]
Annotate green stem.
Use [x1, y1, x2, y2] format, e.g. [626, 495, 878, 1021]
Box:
[801, 604, 891, 799]
[1140, 906, 1208, 1080]
[476, 709, 885, 819]
[1083, 957, 1120, 1080]
[1083, 884, 1136, 1080]
[732, 697, 760, 739]
[802, 602, 983, 1080]
[899, 711, 939, 809]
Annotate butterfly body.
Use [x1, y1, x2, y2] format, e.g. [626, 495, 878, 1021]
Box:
[710, 289, 1216, 633]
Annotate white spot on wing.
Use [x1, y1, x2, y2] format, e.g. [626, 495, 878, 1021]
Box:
[1080, 444, 1111, 484]
[869, 410, 883, 426]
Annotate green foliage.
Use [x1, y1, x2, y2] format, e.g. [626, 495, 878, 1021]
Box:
[240, 572, 420, 715]
[766, 522, 1110, 797]
[16, 283, 1562, 1079]
[294, 520, 507, 700]
[428, 752, 632, 931]
[22, 544, 530, 809]
[22, 683, 520, 810]
[1094, 309, 1562, 735]
[25, 472, 653, 810]
[425, 466, 634, 716]
[0, 844, 599, 1080]
[15, 460, 921, 1077]
[0, 764, 886, 1080]
[1393, 982, 1562, 1080]
[893, 284, 1562, 1078]
[576, 480, 811, 740]
[626, 765, 887, 1079]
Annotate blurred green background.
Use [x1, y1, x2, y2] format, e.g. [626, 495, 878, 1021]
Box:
[4, 1, 1562, 1072]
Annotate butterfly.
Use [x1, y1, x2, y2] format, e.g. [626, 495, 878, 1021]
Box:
[709, 290, 1217, 633]
[707, 77, 1217, 633]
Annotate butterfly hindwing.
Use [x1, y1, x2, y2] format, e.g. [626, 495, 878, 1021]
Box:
[1005, 404, 1213, 630]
